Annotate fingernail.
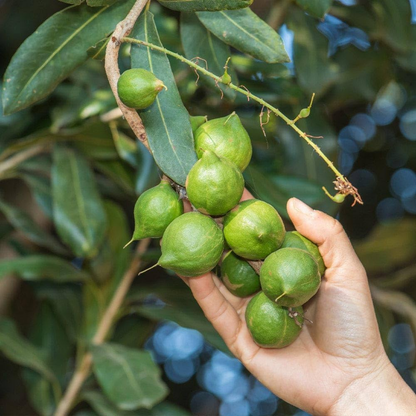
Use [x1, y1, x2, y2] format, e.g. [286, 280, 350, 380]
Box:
[291, 198, 315, 217]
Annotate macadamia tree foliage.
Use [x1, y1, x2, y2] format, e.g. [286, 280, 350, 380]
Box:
[0, 0, 416, 415]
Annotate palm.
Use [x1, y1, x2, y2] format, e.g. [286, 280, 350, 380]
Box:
[183, 198, 387, 415]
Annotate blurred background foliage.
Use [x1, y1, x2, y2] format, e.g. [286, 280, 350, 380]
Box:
[0, 0, 416, 415]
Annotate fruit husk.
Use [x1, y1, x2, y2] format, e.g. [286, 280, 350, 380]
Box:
[282, 231, 325, 275]
[186, 150, 244, 216]
[159, 212, 224, 277]
[246, 292, 303, 348]
[194, 113, 252, 172]
[190, 115, 208, 135]
[223, 199, 285, 260]
[221, 251, 260, 297]
[260, 248, 321, 307]
[125, 180, 183, 246]
[117, 68, 165, 110]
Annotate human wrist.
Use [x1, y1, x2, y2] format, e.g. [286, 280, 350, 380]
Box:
[329, 357, 416, 416]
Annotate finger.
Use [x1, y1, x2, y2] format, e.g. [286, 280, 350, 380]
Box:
[287, 198, 366, 282]
[211, 274, 249, 312]
[187, 272, 243, 346]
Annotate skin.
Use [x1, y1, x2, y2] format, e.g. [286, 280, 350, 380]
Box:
[180, 190, 416, 415]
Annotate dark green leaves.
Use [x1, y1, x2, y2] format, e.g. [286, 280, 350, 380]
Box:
[0, 200, 68, 255]
[131, 12, 198, 186]
[287, 10, 338, 95]
[2, 0, 136, 114]
[0, 318, 57, 383]
[91, 343, 168, 410]
[52, 145, 106, 258]
[196, 9, 290, 63]
[295, 0, 332, 19]
[0, 255, 89, 282]
[159, 0, 252, 12]
[180, 13, 237, 100]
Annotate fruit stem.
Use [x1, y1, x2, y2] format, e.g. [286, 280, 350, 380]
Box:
[123, 238, 135, 249]
[275, 292, 287, 302]
[121, 37, 360, 204]
[137, 262, 159, 276]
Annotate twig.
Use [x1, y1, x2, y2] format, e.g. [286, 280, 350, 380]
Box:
[0, 144, 47, 178]
[121, 36, 363, 204]
[104, 0, 151, 152]
[54, 238, 150, 416]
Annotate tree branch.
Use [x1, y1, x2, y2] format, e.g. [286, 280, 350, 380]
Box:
[104, 0, 151, 152]
[121, 36, 363, 205]
[54, 239, 150, 416]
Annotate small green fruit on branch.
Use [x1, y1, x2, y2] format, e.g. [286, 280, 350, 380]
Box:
[118, 68, 167, 110]
[104, 0, 151, 153]
[121, 36, 363, 207]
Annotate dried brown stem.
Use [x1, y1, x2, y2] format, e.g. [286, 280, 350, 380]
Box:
[104, 0, 151, 152]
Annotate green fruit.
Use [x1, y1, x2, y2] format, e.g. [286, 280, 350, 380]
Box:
[221, 251, 260, 297]
[190, 115, 208, 135]
[194, 113, 252, 172]
[260, 248, 321, 307]
[246, 292, 303, 348]
[223, 200, 285, 260]
[125, 180, 183, 246]
[282, 231, 325, 275]
[159, 212, 224, 277]
[117, 68, 165, 109]
[186, 150, 244, 216]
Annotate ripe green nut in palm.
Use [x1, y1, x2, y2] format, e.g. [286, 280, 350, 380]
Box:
[186, 150, 244, 216]
[194, 113, 252, 172]
[246, 292, 303, 348]
[281, 231, 325, 276]
[221, 251, 260, 297]
[117, 68, 165, 109]
[260, 248, 321, 307]
[223, 199, 285, 260]
[159, 212, 224, 277]
[125, 180, 183, 247]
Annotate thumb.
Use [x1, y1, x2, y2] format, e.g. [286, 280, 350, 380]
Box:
[287, 198, 366, 283]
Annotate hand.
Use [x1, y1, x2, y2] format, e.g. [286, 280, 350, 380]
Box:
[180, 194, 416, 415]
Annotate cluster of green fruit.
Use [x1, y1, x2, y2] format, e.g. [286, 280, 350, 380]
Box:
[119, 69, 325, 349]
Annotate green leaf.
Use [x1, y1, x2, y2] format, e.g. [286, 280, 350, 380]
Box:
[196, 9, 290, 64]
[131, 11, 198, 186]
[111, 126, 141, 168]
[90, 200, 131, 294]
[354, 219, 416, 275]
[83, 391, 189, 416]
[295, 0, 332, 19]
[287, 9, 338, 96]
[52, 145, 107, 258]
[91, 343, 168, 410]
[87, 37, 111, 60]
[94, 160, 136, 195]
[128, 277, 229, 353]
[159, 0, 252, 12]
[87, 0, 119, 6]
[2, 0, 136, 114]
[20, 174, 54, 219]
[0, 200, 68, 256]
[0, 255, 89, 282]
[244, 167, 325, 219]
[82, 280, 106, 340]
[22, 302, 73, 416]
[60, 0, 85, 4]
[180, 12, 237, 100]
[35, 284, 83, 342]
[0, 318, 57, 383]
